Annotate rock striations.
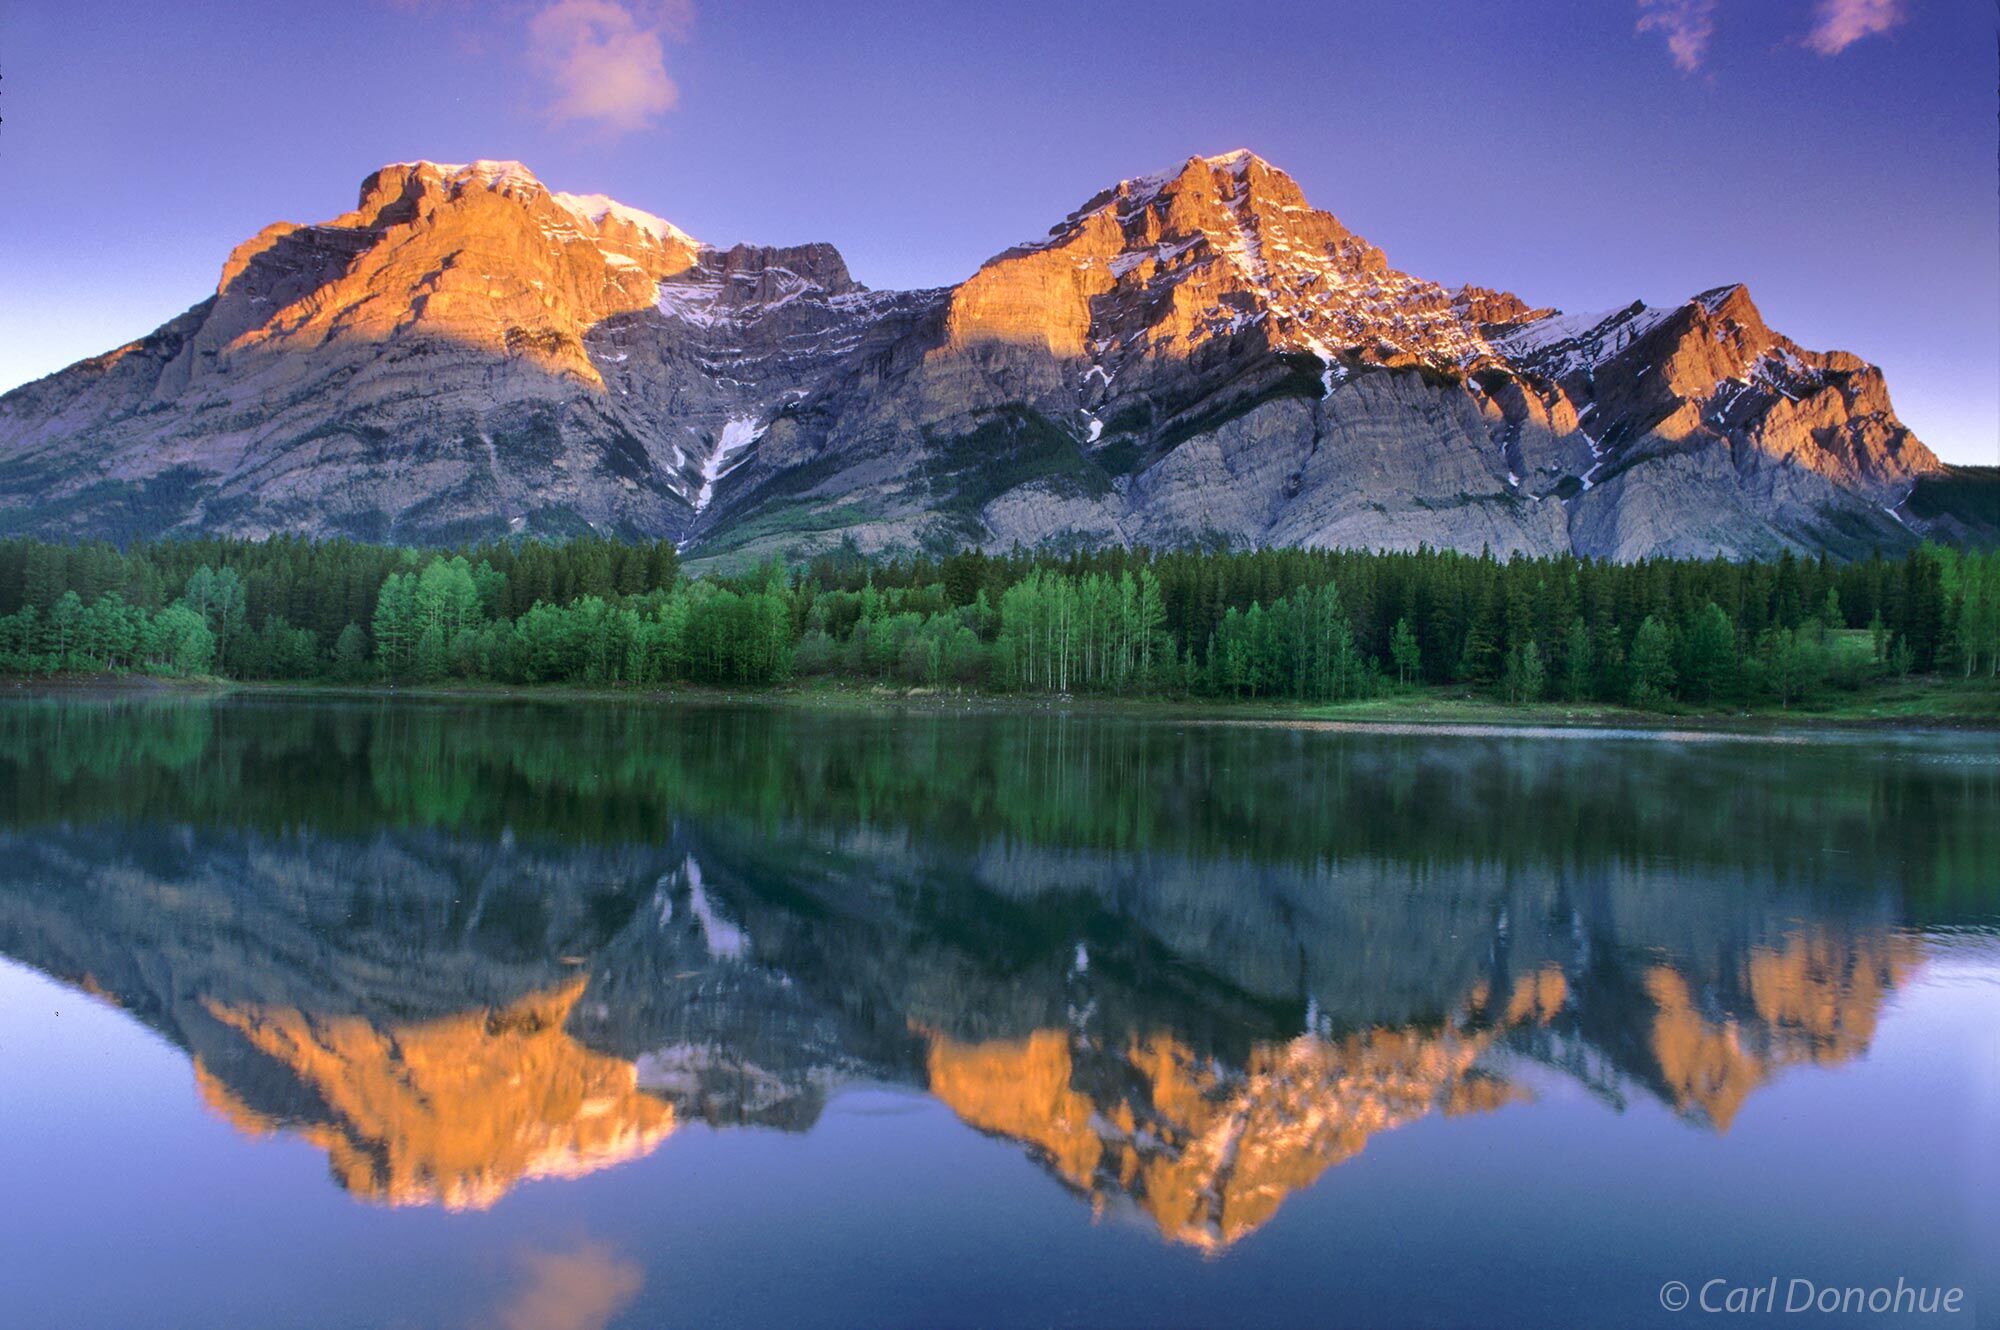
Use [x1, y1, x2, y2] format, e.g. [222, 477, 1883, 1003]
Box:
[0, 153, 1975, 560]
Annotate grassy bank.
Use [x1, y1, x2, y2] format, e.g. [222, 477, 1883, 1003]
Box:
[15, 670, 1997, 732]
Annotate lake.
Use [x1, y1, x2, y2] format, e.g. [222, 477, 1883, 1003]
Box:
[1, 693, 1995, 1329]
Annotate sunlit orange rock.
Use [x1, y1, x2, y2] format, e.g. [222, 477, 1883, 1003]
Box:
[1640, 930, 1921, 1130]
[202, 160, 701, 390]
[938, 151, 1479, 372]
[1747, 929, 1921, 1063]
[923, 935, 1914, 1251]
[923, 1028, 1105, 1187]
[1642, 966, 1769, 1131]
[1470, 964, 1569, 1027]
[1507, 965, 1569, 1026]
[196, 977, 674, 1209]
[924, 1018, 1525, 1251]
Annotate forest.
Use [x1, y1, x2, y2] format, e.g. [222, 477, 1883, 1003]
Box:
[0, 534, 1996, 711]
[5, 695, 1993, 916]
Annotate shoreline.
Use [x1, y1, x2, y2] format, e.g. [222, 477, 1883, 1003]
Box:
[7, 673, 1998, 734]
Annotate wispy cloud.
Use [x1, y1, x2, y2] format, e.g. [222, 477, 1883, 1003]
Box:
[496, 1241, 644, 1330]
[1636, 0, 1719, 73]
[1803, 0, 1907, 55]
[527, 0, 691, 136]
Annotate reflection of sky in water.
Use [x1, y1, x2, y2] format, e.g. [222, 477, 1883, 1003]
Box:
[4, 946, 1994, 1329]
[0, 698, 1994, 1328]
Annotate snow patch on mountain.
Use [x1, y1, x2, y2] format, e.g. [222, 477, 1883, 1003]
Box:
[683, 856, 748, 959]
[1494, 302, 1673, 379]
[553, 192, 698, 248]
[695, 416, 763, 514]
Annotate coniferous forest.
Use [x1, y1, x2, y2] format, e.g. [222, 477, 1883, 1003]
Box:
[1, 535, 1996, 711]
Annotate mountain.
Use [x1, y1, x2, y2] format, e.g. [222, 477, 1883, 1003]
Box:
[0, 153, 1983, 560]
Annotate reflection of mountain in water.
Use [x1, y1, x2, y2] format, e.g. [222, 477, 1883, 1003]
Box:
[1624, 933, 1919, 1131]
[0, 696, 1984, 1243]
[0, 827, 679, 1209]
[924, 1023, 1525, 1251]
[0, 820, 1926, 1242]
[198, 977, 676, 1210]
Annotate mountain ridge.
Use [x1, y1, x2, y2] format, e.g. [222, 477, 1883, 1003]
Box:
[1, 152, 1980, 560]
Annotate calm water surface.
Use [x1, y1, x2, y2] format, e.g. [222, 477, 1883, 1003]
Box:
[1, 694, 1995, 1329]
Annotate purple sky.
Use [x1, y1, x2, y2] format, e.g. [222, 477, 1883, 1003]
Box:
[2, 0, 1993, 463]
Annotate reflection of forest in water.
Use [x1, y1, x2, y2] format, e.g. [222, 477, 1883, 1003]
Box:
[1, 695, 1992, 1248]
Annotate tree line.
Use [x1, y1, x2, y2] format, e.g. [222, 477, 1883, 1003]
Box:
[9, 694, 1996, 915]
[1, 534, 1996, 708]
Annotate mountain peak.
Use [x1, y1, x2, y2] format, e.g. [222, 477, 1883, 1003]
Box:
[356, 159, 548, 206]
[1006, 149, 1323, 265]
[1691, 281, 1758, 322]
[346, 159, 548, 228]
[1109, 148, 1299, 210]
[347, 161, 702, 253]
[398, 159, 542, 188]
[1204, 147, 1265, 166]
[1156, 147, 1276, 176]
[0, 152, 1957, 561]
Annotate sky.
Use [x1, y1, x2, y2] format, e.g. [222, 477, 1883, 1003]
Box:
[1, 0, 1994, 464]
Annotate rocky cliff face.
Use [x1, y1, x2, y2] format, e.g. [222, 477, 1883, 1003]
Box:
[0, 153, 1965, 559]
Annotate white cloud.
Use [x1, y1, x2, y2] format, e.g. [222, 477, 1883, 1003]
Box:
[528, 0, 687, 135]
[1637, 0, 1720, 73]
[1804, 0, 1907, 55]
[496, 1242, 643, 1330]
